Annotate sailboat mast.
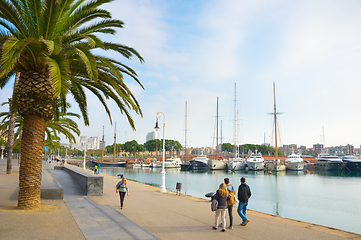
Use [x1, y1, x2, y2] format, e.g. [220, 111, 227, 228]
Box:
[113, 122, 116, 162]
[234, 83, 237, 157]
[185, 101, 187, 160]
[273, 82, 278, 161]
[220, 120, 223, 156]
[216, 97, 219, 157]
[101, 126, 104, 160]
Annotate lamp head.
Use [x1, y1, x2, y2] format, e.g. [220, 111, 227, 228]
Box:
[155, 118, 160, 131]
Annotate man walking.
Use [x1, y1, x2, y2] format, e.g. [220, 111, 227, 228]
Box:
[237, 177, 251, 226]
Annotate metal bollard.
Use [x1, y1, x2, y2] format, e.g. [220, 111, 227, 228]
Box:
[176, 182, 182, 196]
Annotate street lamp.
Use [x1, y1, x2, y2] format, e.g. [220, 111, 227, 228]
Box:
[1, 145, 5, 159]
[83, 144, 86, 170]
[155, 112, 166, 193]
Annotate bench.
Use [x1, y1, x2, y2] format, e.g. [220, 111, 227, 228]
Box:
[58, 165, 103, 196]
[41, 168, 64, 199]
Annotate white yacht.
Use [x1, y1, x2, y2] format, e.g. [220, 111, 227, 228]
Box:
[315, 153, 346, 171]
[247, 151, 265, 171]
[208, 158, 228, 170]
[228, 157, 246, 171]
[285, 152, 305, 171]
[163, 157, 182, 168]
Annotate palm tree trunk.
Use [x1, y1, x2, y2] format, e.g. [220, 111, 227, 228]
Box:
[17, 115, 46, 210]
[6, 72, 19, 174]
[6, 98, 15, 174]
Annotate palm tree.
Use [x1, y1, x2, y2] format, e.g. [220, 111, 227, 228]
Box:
[0, 0, 144, 209]
[0, 102, 81, 146]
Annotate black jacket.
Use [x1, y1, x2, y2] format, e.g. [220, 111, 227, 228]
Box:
[213, 190, 229, 209]
[238, 183, 251, 203]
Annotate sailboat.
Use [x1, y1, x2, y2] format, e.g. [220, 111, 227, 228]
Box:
[208, 97, 228, 170]
[228, 83, 246, 171]
[267, 82, 286, 172]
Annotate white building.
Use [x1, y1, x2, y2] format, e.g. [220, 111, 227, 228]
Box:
[146, 131, 159, 142]
[71, 136, 101, 150]
[88, 136, 100, 150]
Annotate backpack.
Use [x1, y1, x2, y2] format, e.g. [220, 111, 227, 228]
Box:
[211, 198, 218, 212]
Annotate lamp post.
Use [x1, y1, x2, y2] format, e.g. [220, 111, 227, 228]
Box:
[155, 112, 166, 193]
[1, 145, 4, 159]
[83, 144, 86, 170]
[65, 146, 68, 165]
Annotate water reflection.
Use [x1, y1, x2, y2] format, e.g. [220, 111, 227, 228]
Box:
[92, 165, 361, 235]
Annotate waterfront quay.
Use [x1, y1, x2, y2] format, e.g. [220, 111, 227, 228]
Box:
[1, 158, 360, 240]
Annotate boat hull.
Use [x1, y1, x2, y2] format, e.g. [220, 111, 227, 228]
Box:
[314, 162, 346, 171]
[92, 161, 125, 167]
[190, 160, 210, 170]
[228, 161, 246, 171]
[208, 159, 227, 170]
[247, 161, 264, 171]
[344, 162, 361, 171]
[268, 162, 286, 172]
[286, 161, 305, 171]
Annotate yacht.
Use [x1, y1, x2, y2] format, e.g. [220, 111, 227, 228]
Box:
[315, 153, 346, 171]
[164, 157, 182, 168]
[228, 157, 246, 171]
[247, 151, 265, 171]
[208, 158, 228, 170]
[190, 153, 210, 170]
[285, 152, 305, 171]
[341, 155, 361, 171]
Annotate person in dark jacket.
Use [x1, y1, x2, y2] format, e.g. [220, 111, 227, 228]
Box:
[212, 183, 229, 232]
[237, 177, 251, 226]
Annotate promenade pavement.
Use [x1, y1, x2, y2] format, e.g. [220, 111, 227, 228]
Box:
[1, 157, 361, 240]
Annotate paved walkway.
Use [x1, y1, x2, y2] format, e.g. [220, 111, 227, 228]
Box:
[1, 158, 361, 240]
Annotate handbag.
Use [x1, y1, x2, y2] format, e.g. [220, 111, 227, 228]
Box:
[211, 198, 218, 212]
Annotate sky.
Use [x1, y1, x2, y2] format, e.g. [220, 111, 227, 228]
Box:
[1, 0, 361, 149]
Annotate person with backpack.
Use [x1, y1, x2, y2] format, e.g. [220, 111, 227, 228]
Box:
[224, 178, 237, 229]
[212, 183, 230, 232]
[237, 177, 251, 226]
[115, 177, 129, 209]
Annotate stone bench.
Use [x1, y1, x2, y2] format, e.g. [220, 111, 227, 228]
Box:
[41, 168, 64, 199]
[59, 165, 103, 196]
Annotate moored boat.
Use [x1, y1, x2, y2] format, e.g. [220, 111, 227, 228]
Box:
[285, 152, 305, 171]
[247, 151, 265, 171]
[315, 153, 346, 171]
[190, 153, 210, 170]
[268, 160, 286, 172]
[228, 157, 246, 171]
[164, 157, 182, 168]
[91, 159, 125, 167]
[341, 155, 361, 171]
[208, 158, 228, 170]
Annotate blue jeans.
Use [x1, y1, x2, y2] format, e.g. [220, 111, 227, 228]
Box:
[237, 202, 248, 223]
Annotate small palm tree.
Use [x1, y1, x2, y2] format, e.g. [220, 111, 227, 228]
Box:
[0, 0, 144, 209]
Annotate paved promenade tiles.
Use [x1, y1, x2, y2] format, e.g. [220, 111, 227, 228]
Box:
[1, 158, 361, 240]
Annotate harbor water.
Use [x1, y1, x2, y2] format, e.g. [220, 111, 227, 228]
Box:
[98, 166, 361, 235]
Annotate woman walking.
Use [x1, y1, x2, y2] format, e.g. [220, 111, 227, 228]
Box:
[212, 183, 230, 232]
[115, 177, 129, 209]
